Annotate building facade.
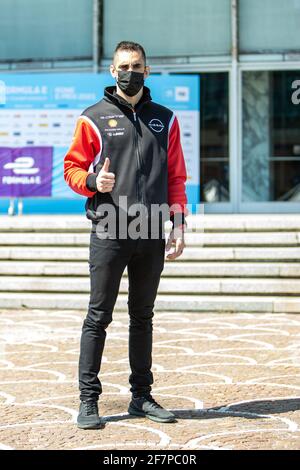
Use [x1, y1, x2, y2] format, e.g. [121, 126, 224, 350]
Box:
[1, 0, 300, 214]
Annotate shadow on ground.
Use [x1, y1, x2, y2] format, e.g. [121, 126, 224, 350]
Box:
[99, 398, 300, 425]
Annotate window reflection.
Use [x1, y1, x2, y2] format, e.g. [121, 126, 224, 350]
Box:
[242, 70, 300, 202]
[271, 72, 300, 201]
[200, 73, 229, 202]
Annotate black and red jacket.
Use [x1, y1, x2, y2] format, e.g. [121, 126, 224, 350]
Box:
[64, 85, 188, 228]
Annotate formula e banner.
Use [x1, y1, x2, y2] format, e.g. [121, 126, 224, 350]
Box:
[0, 147, 53, 197]
[0, 73, 200, 205]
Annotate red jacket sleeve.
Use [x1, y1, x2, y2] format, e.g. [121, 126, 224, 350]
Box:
[168, 115, 189, 222]
[64, 117, 101, 197]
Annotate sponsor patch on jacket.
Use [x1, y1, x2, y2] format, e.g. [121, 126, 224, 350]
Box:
[148, 119, 164, 133]
[108, 119, 118, 128]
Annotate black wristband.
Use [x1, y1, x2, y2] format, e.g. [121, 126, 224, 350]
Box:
[170, 212, 186, 228]
[86, 173, 97, 192]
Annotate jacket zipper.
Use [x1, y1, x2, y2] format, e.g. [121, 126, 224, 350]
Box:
[133, 110, 145, 206]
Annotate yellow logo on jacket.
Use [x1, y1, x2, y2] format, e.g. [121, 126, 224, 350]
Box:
[108, 119, 118, 128]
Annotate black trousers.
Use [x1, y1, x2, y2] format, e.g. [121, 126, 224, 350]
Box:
[78, 230, 166, 401]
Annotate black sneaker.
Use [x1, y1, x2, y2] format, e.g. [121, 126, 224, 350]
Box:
[128, 395, 176, 423]
[77, 400, 103, 429]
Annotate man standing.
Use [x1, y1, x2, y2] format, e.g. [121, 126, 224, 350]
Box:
[64, 41, 188, 429]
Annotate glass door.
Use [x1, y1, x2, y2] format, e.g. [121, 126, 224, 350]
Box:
[200, 72, 230, 207]
[240, 69, 300, 212]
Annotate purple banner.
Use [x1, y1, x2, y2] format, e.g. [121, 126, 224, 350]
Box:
[0, 147, 53, 197]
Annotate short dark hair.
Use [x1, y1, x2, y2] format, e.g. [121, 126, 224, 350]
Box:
[113, 41, 147, 65]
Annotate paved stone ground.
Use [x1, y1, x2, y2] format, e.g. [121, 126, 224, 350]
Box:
[0, 309, 299, 450]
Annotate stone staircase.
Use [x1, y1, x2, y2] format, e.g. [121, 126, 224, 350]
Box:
[0, 214, 300, 312]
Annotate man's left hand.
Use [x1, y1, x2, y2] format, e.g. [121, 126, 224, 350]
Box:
[165, 226, 186, 260]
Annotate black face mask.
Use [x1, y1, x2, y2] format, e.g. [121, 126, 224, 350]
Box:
[117, 70, 145, 97]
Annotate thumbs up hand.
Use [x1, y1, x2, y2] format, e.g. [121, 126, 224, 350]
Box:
[96, 157, 115, 193]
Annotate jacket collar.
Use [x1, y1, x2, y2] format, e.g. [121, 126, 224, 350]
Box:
[104, 85, 152, 110]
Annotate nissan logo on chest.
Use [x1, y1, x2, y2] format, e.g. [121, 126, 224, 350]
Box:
[148, 119, 164, 133]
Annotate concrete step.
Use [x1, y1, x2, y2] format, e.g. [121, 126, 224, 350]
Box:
[1, 214, 300, 233]
[0, 246, 300, 261]
[2, 275, 300, 295]
[0, 260, 299, 278]
[0, 232, 299, 246]
[0, 214, 299, 313]
[0, 292, 299, 313]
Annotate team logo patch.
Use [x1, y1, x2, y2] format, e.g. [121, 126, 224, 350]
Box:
[148, 119, 164, 133]
[108, 119, 118, 128]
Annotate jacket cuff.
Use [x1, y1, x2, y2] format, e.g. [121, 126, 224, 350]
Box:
[170, 212, 187, 229]
[86, 173, 97, 192]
